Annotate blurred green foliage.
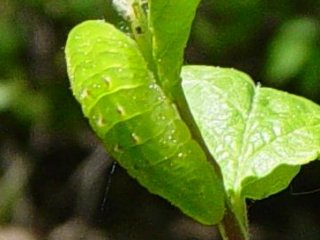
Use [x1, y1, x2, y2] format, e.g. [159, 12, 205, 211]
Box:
[191, 0, 320, 100]
[265, 18, 318, 85]
[0, 0, 319, 239]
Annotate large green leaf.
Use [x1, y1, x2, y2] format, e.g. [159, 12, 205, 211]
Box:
[65, 20, 224, 225]
[182, 65, 320, 200]
[149, 0, 201, 98]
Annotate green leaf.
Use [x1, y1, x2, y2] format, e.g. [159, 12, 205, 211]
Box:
[149, 0, 201, 98]
[265, 18, 318, 86]
[65, 20, 225, 225]
[299, 49, 320, 100]
[182, 65, 320, 200]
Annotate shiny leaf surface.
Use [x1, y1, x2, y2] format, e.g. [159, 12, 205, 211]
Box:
[65, 20, 225, 225]
[182, 65, 320, 199]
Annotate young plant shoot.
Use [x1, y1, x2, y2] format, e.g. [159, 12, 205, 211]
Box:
[65, 1, 320, 239]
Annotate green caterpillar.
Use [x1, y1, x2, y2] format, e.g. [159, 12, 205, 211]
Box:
[65, 20, 224, 224]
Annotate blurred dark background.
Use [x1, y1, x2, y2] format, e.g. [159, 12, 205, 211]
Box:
[0, 0, 319, 239]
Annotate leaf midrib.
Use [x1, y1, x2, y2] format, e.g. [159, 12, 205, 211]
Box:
[234, 85, 260, 193]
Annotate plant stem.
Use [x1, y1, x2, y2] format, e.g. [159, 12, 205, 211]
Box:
[232, 193, 249, 231]
[131, 1, 156, 74]
[218, 197, 249, 240]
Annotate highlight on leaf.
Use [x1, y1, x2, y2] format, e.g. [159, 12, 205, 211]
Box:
[112, 0, 134, 20]
[182, 65, 320, 200]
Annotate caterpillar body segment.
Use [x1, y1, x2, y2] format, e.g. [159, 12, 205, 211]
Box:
[65, 20, 224, 224]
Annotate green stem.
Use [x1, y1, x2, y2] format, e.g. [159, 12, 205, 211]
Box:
[131, 1, 157, 75]
[233, 193, 249, 231]
[218, 196, 249, 240]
